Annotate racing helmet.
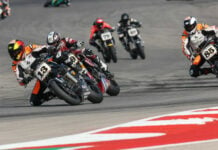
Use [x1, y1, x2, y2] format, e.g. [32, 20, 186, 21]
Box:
[95, 18, 104, 29]
[8, 40, 25, 61]
[47, 31, 61, 46]
[121, 13, 129, 23]
[184, 16, 197, 34]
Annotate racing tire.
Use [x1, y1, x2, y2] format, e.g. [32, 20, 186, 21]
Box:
[130, 49, 138, 59]
[29, 94, 43, 106]
[49, 80, 81, 105]
[106, 79, 120, 96]
[87, 82, 103, 104]
[110, 47, 117, 63]
[137, 44, 145, 60]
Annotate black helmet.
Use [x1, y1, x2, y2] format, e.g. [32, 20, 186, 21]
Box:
[8, 40, 25, 61]
[184, 16, 197, 34]
[121, 13, 129, 22]
[47, 31, 61, 46]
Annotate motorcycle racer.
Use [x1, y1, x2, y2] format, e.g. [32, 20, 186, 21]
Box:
[89, 18, 114, 53]
[117, 13, 141, 51]
[0, 0, 11, 17]
[44, 0, 70, 7]
[8, 40, 54, 106]
[46, 31, 113, 78]
[181, 16, 218, 77]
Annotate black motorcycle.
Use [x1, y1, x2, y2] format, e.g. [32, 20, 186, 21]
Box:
[123, 25, 145, 59]
[95, 28, 117, 63]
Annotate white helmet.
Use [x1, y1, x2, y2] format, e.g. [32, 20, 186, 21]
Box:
[184, 16, 197, 34]
[46, 31, 61, 46]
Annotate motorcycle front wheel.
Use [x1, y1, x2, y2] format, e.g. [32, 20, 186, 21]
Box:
[49, 80, 82, 105]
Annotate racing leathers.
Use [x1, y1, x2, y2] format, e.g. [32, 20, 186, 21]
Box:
[89, 22, 114, 52]
[181, 23, 218, 77]
[117, 18, 141, 51]
[11, 44, 53, 106]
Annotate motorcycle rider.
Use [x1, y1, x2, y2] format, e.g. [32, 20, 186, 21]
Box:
[46, 31, 113, 78]
[181, 16, 218, 77]
[8, 40, 54, 106]
[117, 13, 142, 51]
[0, 0, 11, 17]
[44, 0, 70, 7]
[89, 18, 114, 53]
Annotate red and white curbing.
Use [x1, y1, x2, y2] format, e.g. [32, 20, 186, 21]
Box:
[1, 106, 218, 150]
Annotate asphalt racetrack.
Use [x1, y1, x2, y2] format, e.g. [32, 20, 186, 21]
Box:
[1, 0, 218, 149]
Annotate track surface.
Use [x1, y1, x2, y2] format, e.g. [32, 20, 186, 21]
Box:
[0, 0, 218, 149]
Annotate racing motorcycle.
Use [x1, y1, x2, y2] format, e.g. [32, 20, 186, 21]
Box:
[95, 28, 117, 63]
[77, 52, 120, 96]
[198, 34, 218, 76]
[63, 51, 104, 103]
[22, 53, 91, 106]
[122, 25, 145, 59]
[44, 0, 70, 7]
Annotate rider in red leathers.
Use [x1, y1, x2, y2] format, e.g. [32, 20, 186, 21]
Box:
[89, 18, 114, 52]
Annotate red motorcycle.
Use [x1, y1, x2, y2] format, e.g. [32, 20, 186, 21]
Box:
[75, 51, 120, 96]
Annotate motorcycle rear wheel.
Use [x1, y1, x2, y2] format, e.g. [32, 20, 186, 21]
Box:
[87, 82, 103, 104]
[106, 79, 120, 96]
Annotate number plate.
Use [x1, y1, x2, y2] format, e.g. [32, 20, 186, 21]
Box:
[35, 62, 51, 81]
[202, 45, 217, 60]
[68, 53, 79, 65]
[128, 28, 138, 37]
[101, 32, 112, 41]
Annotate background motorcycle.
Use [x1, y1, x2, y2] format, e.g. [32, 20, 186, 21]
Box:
[122, 25, 145, 59]
[77, 53, 120, 96]
[44, 0, 70, 7]
[95, 28, 117, 63]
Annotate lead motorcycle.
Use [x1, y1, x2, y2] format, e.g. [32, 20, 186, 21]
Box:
[95, 28, 117, 63]
[23, 53, 91, 106]
[122, 25, 145, 59]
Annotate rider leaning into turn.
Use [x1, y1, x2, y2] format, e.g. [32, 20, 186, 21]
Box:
[181, 16, 218, 77]
[8, 40, 54, 106]
[117, 13, 142, 51]
[89, 18, 114, 53]
[46, 31, 113, 78]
